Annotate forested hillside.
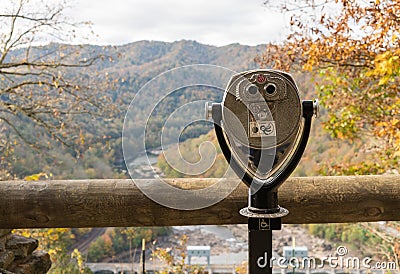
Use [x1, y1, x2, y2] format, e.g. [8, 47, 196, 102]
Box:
[4, 40, 384, 180]
[2, 40, 268, 180]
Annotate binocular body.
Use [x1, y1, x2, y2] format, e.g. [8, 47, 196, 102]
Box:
[207, 70, 317, 188]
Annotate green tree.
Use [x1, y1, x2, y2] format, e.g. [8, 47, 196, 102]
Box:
[87, 235, 114, 263]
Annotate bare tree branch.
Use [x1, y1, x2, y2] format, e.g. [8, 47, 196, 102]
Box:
[0, 0, 117, 175]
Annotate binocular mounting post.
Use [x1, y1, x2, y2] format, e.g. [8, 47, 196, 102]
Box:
[211, 100, 316, 274]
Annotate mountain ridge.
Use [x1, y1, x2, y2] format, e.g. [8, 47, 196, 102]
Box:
[5, 39, 271, 179]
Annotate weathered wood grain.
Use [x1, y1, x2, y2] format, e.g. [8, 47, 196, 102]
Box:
[0, 176, 398, 228]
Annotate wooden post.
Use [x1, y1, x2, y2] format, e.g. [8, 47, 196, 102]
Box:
[0, 175, 399, 228]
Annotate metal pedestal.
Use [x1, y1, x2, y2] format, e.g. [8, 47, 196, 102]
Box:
[248, 217, 281, 274]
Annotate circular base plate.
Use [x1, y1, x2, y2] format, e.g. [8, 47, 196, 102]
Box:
[239, 206, 289, 218]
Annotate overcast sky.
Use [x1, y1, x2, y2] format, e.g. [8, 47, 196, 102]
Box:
[65, 0, 289, 46]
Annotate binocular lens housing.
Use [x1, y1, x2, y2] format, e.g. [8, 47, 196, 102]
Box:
[219, 70, 303, 180]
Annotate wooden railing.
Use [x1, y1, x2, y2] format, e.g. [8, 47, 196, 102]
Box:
[0, 175, 399, 228]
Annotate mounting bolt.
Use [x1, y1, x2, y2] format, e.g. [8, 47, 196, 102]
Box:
[205, 101, 213, 120]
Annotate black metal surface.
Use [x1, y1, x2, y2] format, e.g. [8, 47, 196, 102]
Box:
[249, 229, 272, 274]
[248, 217, 282, 230]
[249, 189, 279, 213]
[248, 218, 282, 274]
[142, 250, 145, 274]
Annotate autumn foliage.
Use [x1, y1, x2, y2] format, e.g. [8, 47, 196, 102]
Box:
[261, 0, 399, 174]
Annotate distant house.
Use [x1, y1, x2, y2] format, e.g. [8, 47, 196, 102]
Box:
[187, 246, 211, 266]
[283, 246, 308, 258]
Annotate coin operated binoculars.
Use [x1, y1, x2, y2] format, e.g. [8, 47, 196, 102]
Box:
[206, 70, 318, 274]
